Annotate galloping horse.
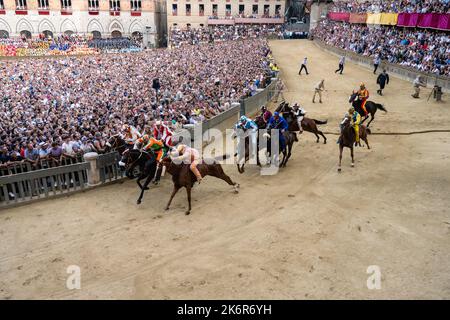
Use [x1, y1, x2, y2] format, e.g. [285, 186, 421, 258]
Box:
[120, 149, 158, 204]
[338, 116, 371, 172]
[264, 129, 297, 168]
[276, 102, 328, 144]
[105, 135, 131, 155]
[161, 156, 239, 215]
[349, 91, 388, 127]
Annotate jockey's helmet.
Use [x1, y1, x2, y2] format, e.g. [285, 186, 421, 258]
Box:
[240, 116, 247, 123]
[274, 112, 279, 117]
[260, 105, 266, 111]
[142, 134, 150, 141]
[176, 144, 186, 154]
[349, 107, 355, 114]
[360, 83, 365, 89]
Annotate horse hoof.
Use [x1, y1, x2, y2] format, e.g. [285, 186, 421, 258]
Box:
[324, 141, 327, 144]
[165, 207, 169, 211]
[185, 211, 191, 215]
[351, 163, 354, 167]
[338, 167, 341, 172]
[137, 200, 141, 205]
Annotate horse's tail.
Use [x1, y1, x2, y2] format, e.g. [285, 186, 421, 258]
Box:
[313, 119, 328, 125]
[377, 104, 388, 113]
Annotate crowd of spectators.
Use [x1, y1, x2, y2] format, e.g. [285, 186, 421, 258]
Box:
[0, 33, 143, 57]
[329, 0, 449, 14]
[313, 20, 449, 75]
[0, 39, 277, 170]
[169, 25, 284, 47]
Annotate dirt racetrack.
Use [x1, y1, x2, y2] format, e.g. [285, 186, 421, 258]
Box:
[1, 40, 449, 300]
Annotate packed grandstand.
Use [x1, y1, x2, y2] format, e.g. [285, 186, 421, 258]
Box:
[0, 0, 449, 171]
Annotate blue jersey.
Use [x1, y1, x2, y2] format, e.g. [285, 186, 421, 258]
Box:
[236, 119, 258, 131]
[267, 116, 289, 131]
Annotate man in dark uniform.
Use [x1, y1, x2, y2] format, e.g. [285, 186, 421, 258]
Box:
[376, 69, 390, 96]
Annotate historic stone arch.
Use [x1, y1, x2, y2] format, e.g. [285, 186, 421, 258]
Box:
[60, 18, 77, 34]
[87, 19, 104, 34]
[109, 20, 124, 34]
[16, 18, 34, 35]
[0, 18, 12, 37]
[38, 19, 56, 34]
[129, 20, 143, 35]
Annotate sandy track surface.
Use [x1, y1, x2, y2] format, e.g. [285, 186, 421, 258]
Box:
[1, 40, 449, 299]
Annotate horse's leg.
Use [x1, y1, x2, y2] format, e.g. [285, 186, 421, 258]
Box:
[367, 113, 375, 128]
[185, 186, 192, 215]
[165, 185, 180, 211]
[283, 140, 293, 167]
[317, 131, 327, 144]
[314, 132, 320, 143]
[361, 116, 368, 124]
[210, 165, 240, 193]
[137, 175, 152, 205]
[363, 133, 370, 150]
[350, 147, 355, 167]
[338, 145, 343, 172]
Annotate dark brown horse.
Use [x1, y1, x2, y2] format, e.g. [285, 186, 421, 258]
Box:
[338, 116, 371, 172]
[105, 135, 131, 155]
[276, 102, 328, 144]
[349, 91, 387, 127]
[161, 156, 239, 215]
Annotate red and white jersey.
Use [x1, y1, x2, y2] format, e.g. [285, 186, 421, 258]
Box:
[153, 122, 173, 146]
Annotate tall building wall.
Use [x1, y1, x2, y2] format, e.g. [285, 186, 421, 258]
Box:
[0, 0, 168, 46]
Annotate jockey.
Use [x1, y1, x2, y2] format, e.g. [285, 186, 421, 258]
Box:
[357, 83, 369, 116]
[235, 115, 258, 154]
[172, 144, 202, 184]
[134, 134, 166, 162]
[292, 103, 306, 133]
[260, 105, 272, 124]
[266, 112, 289, 152]
[348, 107, 361, 144]
[153, 120, 173, 147]
[122, 124, 142, 146]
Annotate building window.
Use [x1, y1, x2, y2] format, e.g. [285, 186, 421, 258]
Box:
[16, 0, 27, 10]
[225, 4, 231, 16]
[252, 4, 258, 15]
[60, 0, 72, 10]
[37, 0, 49, 9]
[89, 0, 99, 10]
[0, 0, 4, 10]
[212, 4, 217, 16]
[172, 4, 177, 15]
[109, 0, 120, 11]
[186, 4, 191, 15]
[239, 4, 244, 15]
[130, 0, 141, 11]
[199, 4, 204, 16]
[263, 4, 269, 17]
[275, 4, 281, 16]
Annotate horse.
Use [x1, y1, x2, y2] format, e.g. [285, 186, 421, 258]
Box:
[161, 156, 239, 215]
[105, 135, 131, 155]
[120, 149, 158, 204]
[263, 129, 297, 168]
[349, 91, 388, 127]
[338, 116, 371, 172]
[276, 102, 328, 144]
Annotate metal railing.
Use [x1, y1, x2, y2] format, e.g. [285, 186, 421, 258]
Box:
[97, 152, 125, 183]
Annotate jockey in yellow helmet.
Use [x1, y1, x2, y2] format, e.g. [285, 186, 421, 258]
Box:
[357, 83, 369, 116]
[348, 107, 361, 144]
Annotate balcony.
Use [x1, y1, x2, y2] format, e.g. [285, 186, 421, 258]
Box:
[186, 10, 191, 16]
[199, 10, 204, 16]
[61, 7, 72, 15]
[172, 10, 177, 16]
[15, 6, 28, 15]
[88, 7, 99, 15]
[110, 8, 120, 16]
[131, 9, 141, 16]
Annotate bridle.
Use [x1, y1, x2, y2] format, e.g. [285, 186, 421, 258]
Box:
[107, 135, 127, 152]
